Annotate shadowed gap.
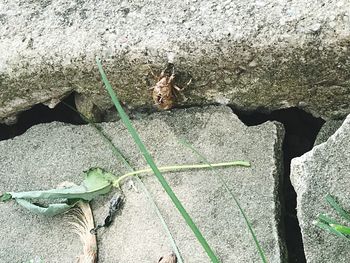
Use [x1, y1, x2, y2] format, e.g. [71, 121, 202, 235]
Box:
[233, 107, 325, 263]
[0, 93, 84, 141]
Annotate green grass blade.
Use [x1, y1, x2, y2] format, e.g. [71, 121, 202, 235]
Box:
[317, 214, 338, 225]
[96, 57, 219, 262]
[178, 139, 268, 263]
[63, 101, 184, 262]
[326, 194, 350, 222]
[330, 224, 350, 236]
[315, 220, 347, 239]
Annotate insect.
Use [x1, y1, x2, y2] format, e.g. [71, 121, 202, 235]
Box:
[149, 64, 185, 110]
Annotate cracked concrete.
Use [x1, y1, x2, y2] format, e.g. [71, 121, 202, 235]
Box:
[0, 106, 286, 262]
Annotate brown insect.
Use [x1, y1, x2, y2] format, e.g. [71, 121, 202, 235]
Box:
[149, 64, 185, 110]
[158, 253, 177, 263]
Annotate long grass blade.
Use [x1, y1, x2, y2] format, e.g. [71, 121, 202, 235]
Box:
[178, 139, 268, 263]
[317, 214, 338, 225]
[315, 220, 347, 239]
[96, 57, 219, 262]
[330, 224, 350, 236]
[63, 99, 184, 262]
[326, 194, 350, 222]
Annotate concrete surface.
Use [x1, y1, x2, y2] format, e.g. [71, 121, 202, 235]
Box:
[0, 106, 286, 262]
[291, 114, 350, 263]
[314, 119, 344, 146]
[1, 0, 350, 123]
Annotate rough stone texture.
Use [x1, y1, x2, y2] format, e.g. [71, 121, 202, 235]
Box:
[0, 106, 286, 262]
[314, 119, 344, 146]
[1, 0, 350, 123]
[291, 114, 350, 263]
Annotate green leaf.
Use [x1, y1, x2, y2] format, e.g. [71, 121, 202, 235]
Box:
[330, 224, 350, 236]
[0, 192, 12, 202]
[15, 199, 76, 216]
[3, 168, 115, 201]
[96, 58, 220, 263]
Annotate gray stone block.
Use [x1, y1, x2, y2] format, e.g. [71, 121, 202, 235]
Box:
[314, 119, 344, 146]
[0, 106, 286, 262]
[1, 0, 350, 122]
[291, 114, 350, 263]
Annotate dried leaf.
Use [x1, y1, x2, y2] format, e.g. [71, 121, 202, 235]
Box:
[158, 253, 177, 263]
[12, 168, 113, 201]
[67, 201, 97, 263]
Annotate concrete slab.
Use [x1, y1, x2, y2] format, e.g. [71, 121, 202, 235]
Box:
[291, 115, 350, 263]
[0, 106, 286, 262]
[314, 119, 344, 146]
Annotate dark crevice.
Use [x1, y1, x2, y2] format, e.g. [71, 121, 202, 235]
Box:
[0, 101, 325, 263]
[0, 93, 84, 141]
[232, 107, 325, 263]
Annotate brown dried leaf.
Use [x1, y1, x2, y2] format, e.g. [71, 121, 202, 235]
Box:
[67, 201, 97, 263]
[158, 253, 177, 263]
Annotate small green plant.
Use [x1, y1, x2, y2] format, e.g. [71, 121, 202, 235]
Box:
[315, 194, 350, 240]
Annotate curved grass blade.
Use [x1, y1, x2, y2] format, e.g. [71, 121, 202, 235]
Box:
[96, 57, 219, 263]
[178, 139, 268, 263]
[134, 176, 184, 263]
[317, 213, 338, 225]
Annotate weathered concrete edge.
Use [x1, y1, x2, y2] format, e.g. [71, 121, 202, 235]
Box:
[270, 121, 288, 262]
[1, 37, 350, 123]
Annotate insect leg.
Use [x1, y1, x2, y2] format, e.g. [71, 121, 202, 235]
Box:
[147, 65, 157, 79]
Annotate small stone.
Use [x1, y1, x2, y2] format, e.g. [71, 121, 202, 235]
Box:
[310, 23, 321, 32]
[223, 78, 233, 84]
[248, 60, 258, 67]
[329, 21, 336, 28]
